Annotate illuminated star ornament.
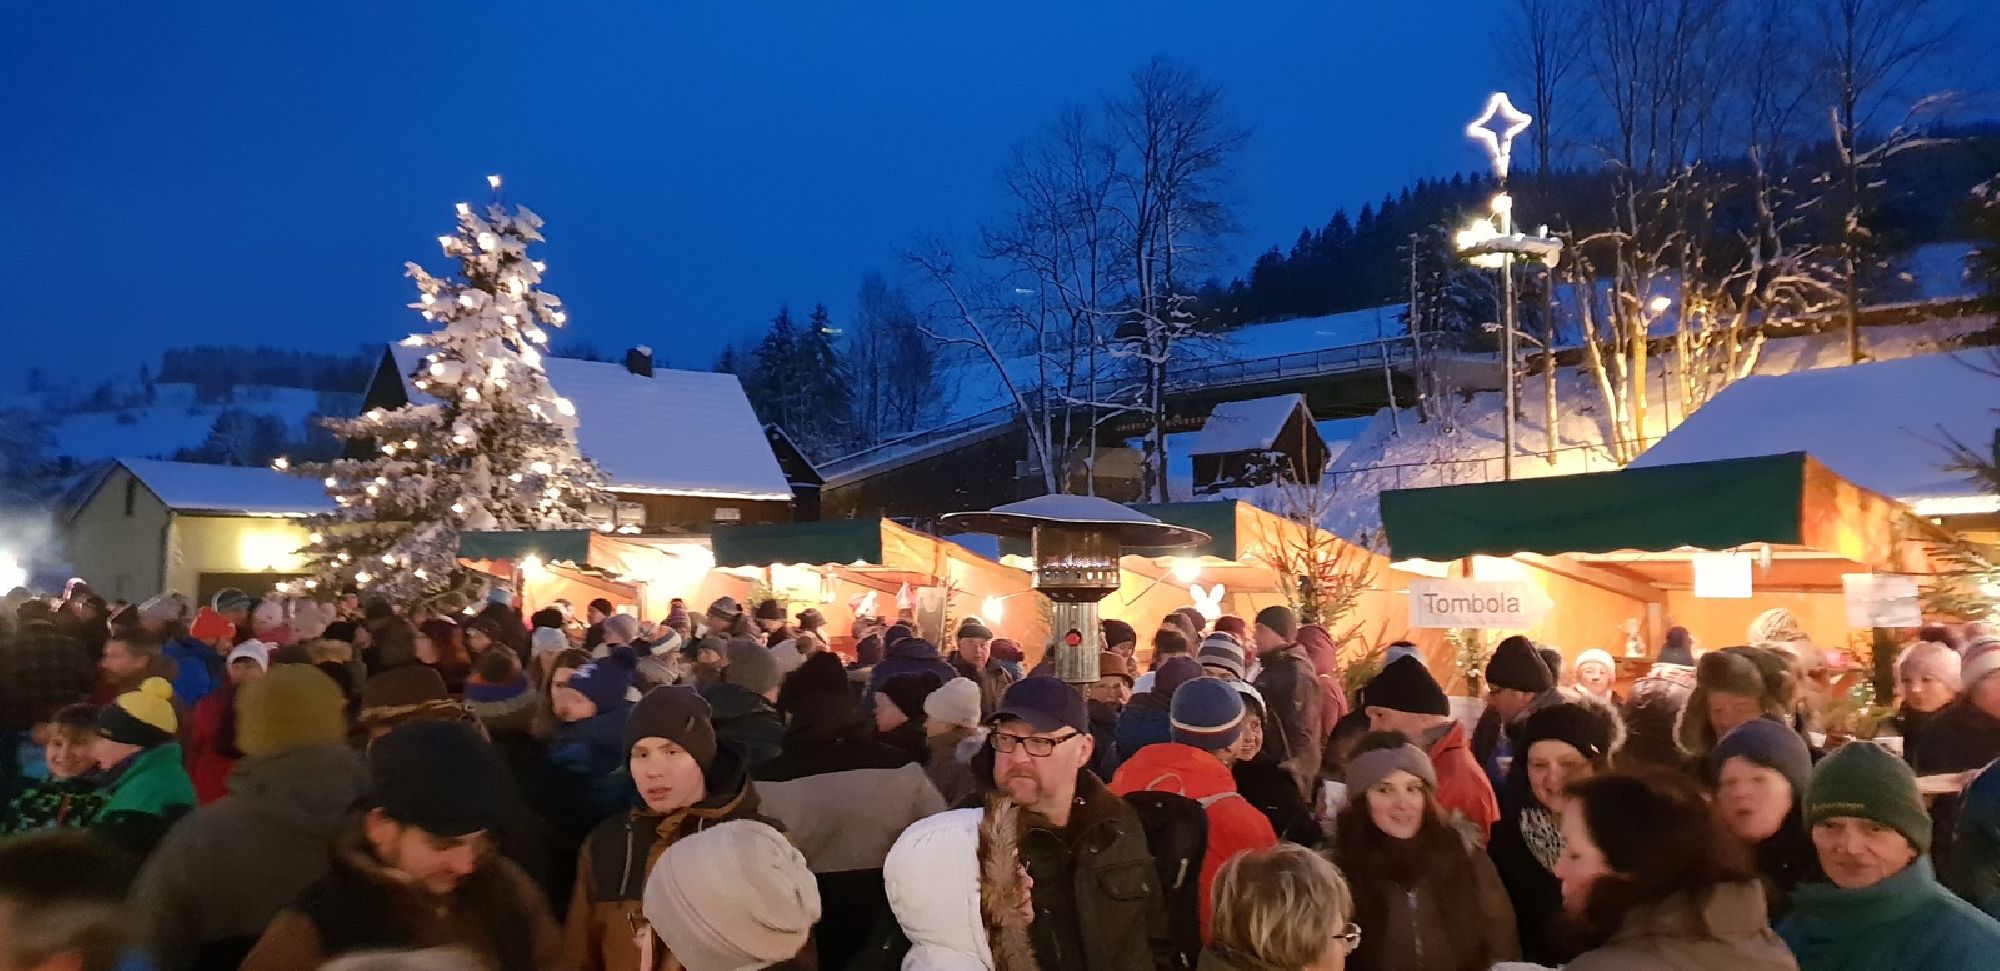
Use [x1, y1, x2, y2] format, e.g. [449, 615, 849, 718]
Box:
[1467, 92, 1533, 179]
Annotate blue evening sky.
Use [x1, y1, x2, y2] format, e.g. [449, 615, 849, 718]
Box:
[3, 2, 1990, 384]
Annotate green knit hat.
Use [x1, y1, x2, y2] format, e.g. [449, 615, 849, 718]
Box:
[1805, 740, 1931, 853]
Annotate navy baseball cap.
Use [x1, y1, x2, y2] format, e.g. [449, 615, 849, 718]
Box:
[987, 676, 1088, 734]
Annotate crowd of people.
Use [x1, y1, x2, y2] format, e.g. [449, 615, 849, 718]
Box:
[3, 578, 2000, 971]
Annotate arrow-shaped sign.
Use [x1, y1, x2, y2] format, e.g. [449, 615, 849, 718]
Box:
[1408, 578, 1553, 630]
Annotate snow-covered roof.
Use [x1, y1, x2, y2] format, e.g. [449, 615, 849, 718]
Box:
[1631, 349, 2000, 512]
[388, 346, 792, 501]
[1188, 394, 1312, 456]
[119, 458, 336, 517]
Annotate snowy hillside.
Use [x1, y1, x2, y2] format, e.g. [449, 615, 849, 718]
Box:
[48, 385, 359, 462]
[1318, 314, 1995, 539]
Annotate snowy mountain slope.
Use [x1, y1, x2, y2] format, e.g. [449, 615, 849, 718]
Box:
[49, 386, 354, 462]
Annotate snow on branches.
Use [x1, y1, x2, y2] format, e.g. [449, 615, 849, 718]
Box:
[289, 183, 609, 603]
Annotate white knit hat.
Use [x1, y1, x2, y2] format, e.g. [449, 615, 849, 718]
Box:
[1575, 648, 1616, 676]
[1962, 646, 2000, 695]
[529, 626, 568, 658]
[924, 677, 984, 731]
[643, 820, 819, 971]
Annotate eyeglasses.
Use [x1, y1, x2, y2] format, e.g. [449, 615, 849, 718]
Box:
[1333, 922, 1362, 952]
[992, 730, 1080, 758]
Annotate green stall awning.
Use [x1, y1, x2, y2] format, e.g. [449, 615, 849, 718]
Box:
[1379, 452, 1873, 563]
[458, 530, 597, 565]
[710, 519, 886, 568]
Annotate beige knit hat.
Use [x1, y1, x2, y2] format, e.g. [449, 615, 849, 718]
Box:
[644, 820, 819, 971]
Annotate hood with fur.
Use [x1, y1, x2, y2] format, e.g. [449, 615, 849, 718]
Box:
[1675, 646, 1796, 756]
[885, 797, 1038, 971]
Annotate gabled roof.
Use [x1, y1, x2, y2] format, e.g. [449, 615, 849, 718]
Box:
[386, 346, 792, 501]
[116, 458, 336, 517]
[1187, 394, 1314, 456]
[1632, 350, 2000, 513]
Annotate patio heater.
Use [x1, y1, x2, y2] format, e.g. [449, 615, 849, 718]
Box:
[941, 496, 1208, 685]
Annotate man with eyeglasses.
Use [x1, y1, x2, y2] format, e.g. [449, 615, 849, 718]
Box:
[986, 677, 1173, 971]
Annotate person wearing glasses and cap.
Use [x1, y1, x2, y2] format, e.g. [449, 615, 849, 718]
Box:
[984, 677, 1173, 971]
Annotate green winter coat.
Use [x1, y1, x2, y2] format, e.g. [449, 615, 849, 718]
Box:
[92, 742, 197, 857]
[1778, 857, 2000, 970]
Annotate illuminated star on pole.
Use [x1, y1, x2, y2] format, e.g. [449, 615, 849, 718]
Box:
[1466, 92, 1533, 180]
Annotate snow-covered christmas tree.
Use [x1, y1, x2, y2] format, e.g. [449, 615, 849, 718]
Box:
[286, 178, 609, 603]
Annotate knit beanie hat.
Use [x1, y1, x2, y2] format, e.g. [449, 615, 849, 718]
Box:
[665, 600, 692, 631]
[238, 665, 348, 756]
[990, 639, 1025, 664]
[601, 613, 639, 644]
[955, 616, 993, 641]
[1101, 618, 1137, 650]
[486, 584, 514, 607]
[853, 633, 885, 667]
[361, 665, 450, 712]
[369, 720, 508, 838]
[1895, 640, 1961, 691]
[566, 646, 639, 714]
[644, 820, 820, 971]
[1574, 648, 1616, 678]
[190, 607, 235, 643]
[1710, 717, 1813, 804]
[1254, 605, 1298, 642]
[1213, 615, 1248, 643]
[924, 677, 984, 731]
[1961, 648, 2000, 693]
[1197, 633, 1247, 679]
[885, 623, 915, 648]
[754, 598, 786, 622]
[1152, 655, 1204, 700]
[139, 592, 189, 625]
[1659, 627, 1695, 666]
[530, 626, 568, 659]
[1749, 607, 1809, 646]
[1806, 740, 1930, 853]
[1487, 635, 1554, 693]
[1362, 656, 1451, 716]
[98, 677, 177, 746]
[881, 671, 944, 721]
[623, 685, 718, 771]
[1520, 702, 1621, 765]
[1170, 676, 1245, 751]
[211, 588, 252, 614]
[724, 640, 782, 695]
[227, 640, 272, 671]
[1344, 741, 1437, 795]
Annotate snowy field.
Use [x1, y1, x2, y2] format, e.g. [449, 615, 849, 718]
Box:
[49, 385, 354, 462]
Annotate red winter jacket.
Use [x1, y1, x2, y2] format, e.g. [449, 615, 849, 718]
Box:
[1109, 742, 1277, 942]
[1295, 625, 1351, 738]
[1428, 720, 1499, 844]
[184, 687, 239, 806]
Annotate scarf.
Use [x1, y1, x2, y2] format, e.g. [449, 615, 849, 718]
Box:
[1520, 805, 1565, 872]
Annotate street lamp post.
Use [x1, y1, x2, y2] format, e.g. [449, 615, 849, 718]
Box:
[1458, 93, 1562, 481]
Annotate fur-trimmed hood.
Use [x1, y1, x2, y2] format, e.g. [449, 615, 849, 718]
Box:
[886, 796, 1040, 971]
[1675, 646, 1796, 756]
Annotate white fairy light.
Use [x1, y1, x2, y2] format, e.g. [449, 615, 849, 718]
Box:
[355, 571, 373, 584]
[451, 503, 466, 514]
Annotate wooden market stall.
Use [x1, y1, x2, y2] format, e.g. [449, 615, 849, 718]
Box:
[1377, 451, 1950, 688]
[708, 517, 1038, 656]
[458, 530, 738, 624]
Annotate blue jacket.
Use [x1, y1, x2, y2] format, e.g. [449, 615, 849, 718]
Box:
[161, 637, 219, 707]
[866, 639, 957, 694]
[546, 707, 634, 825]
[1112, 694, 1172, 769]
[1779, 856, 2000, 970]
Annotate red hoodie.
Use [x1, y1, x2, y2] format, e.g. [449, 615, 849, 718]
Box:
[1428, 719, 1499, 843]
[1109, 742, 1277, 941]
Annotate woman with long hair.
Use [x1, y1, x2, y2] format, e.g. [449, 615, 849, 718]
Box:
[1555, 770, 1794, 968]
[1333, 732, 1518, 970]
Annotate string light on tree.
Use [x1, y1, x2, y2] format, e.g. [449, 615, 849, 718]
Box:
[287, 176, 609, 602]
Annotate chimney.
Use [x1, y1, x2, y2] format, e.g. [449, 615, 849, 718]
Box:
[624, 346, 654, 378]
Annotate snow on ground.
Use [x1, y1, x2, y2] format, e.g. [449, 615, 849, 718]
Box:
[1886, 242, 1980, 304]
[50, 387, 353, 462]
[1318, 314, 1997, 540]
[1220, 305, 1406, 360]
